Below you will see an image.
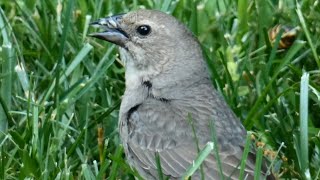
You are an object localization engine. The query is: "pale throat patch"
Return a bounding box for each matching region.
[125,62,158,90]
[119,47,161,90]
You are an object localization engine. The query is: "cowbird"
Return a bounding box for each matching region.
[90,9,273,180]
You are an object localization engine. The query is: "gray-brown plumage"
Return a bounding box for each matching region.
[90,9,273,180]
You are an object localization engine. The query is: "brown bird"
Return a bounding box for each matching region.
[90,9,273,180]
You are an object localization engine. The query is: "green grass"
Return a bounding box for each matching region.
[0,0,320,179]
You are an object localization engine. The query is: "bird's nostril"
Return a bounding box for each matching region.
[108,19,118,28]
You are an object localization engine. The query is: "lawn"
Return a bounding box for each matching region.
[0,0,319,179]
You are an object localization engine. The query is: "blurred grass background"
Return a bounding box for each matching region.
[0,0,319,179]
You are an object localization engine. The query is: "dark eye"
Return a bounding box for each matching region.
[136,25,151,36]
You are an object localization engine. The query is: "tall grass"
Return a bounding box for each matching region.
[0,0,319,179]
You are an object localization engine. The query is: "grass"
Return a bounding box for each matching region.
[0,0,320,179]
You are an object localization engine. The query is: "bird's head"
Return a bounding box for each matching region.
[90,10,207,90]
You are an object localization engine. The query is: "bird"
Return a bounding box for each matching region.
[90,9,274,180]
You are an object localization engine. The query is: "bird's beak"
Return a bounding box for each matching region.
[89,14,129,47]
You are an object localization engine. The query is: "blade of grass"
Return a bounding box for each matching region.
[82,163,95,180]
[0,7,14,133]
[0,96,14,128]
[32,105,39,155]
[96,159,111,179]
[43,134,52,180]
[296,1,320,68]
[155,152,164,180]
[237,0,248,33]
[83,15,92,42]
[239,132,252,180]
[219,51,236,104]
[182,142,214,179]
[203,47,224,93]
[63,148,71,179]
[109,145,123,180]
[209,120,224,180]
[57,0,74,62]
[187,113,205,179]
[188,0,198,36]
[0,148,4,179]
[254,147,263,180]
[299,72,311,179]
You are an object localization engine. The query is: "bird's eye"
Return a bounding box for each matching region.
[136,25,151,36]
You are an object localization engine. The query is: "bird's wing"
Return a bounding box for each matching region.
[122,97,257,180]
[128,140,257,180]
